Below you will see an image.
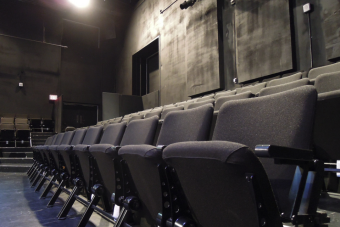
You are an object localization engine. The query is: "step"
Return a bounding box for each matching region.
[0,163,31,172]
[0,147,32,153]
[2,152,33,158]
[0,158,33,164]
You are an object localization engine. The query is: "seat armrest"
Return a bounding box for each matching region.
[255,145,314,161]
[156,145,167,151]
[111,146,121,152]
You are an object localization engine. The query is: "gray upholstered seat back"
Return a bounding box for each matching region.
[214,91,252,111]
[70,128,87,145]
[214,85,317,150]
[157,104,214,146]
[100,122,126,145]
[54,133,65,145]
[314,71,340,94]
[259,78,310,97]
[81,126,103,145]
[236,82,267,94]
[267,72,302,87]
[214,90,236,99]
[308,62,340,79]
[187,99,215,109]
[120,116,159,146]
[160,106,184,120]
[60,131,75,145]
[145,109,162,118]
[213,85,317,218]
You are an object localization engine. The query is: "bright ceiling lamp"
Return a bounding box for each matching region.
[69,0,90,8]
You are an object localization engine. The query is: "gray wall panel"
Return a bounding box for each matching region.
[115,0,221,104]
[102,93,120,120]
[142,90,159,109]
[235,0,293,83]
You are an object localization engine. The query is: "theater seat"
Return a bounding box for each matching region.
[163,86,326,227]
[313,72,340,161]
[214,90,236,99]
[187,98,215,109]
[258,78,310,97]
[267,72,303,87]
[214,91,252,113]
[118,104,213,226]
[160,105,184,120]
[236,82,267,95]
[89,117,158,212]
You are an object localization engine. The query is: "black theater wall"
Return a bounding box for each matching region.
[0,1,130,119]
[115,0,340,104]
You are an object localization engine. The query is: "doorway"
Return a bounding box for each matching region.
[62,103,98,130]
[132,38,159,96]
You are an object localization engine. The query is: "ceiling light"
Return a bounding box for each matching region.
[69,0,90,8]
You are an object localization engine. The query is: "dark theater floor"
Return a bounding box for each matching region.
[0,172,340,227]
[0,172,113,227]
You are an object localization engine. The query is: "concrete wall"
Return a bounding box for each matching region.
[115,0,221,104]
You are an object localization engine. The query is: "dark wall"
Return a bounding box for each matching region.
[0,1,123,119]
[223,0,340,90]
[115,0,221,104]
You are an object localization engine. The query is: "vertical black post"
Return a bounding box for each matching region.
[27,161,36,175]
[76,195,101,227]
[35,172,47,192]
[40,175,56,199]
[47,179,65,206]
[57,186,82,219]
[31,170,43,187]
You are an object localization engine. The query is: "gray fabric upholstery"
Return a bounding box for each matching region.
[314,71,340,94]
[259,78,310,97]
[267,72,302,87]
[90,116,159,209]
[145,109,162,119]
[214,90,236,99]
[60,131,75,145]
[118,103,214,225]
[187,99,215,109]
[70,128,87,145]
[129,114,144,122]
[214,92,252,112]
[53,133,65,145]
[308,62,340,79]
[99,122,126,145]
[163,141,282,227]
[318,90,340,100]
[74,144,92,188]
[236,82,267,94]
[213,85,317,218]
[82,126,103,145]
[158,104,214,145]
[160,106,184,120]
[120,116,159,146]
[198,94,214,102]
[176,100,196,110]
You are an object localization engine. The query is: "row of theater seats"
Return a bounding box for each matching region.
[27,84,332,227]
[0,117,31,146]
[96,63,340,162]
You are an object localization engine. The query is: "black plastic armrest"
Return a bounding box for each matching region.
[255,145,314,161]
